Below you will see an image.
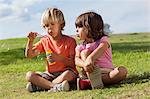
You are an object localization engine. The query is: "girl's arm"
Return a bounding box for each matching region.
[75,49,85,68]
[85,42,109,62]
[82,42,108,73]
[75,48,94,73]
[25,32,40,58]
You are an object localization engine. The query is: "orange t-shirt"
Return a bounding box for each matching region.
[34,35,78,74]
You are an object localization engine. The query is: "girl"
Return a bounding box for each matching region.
[25,8,78,92]
[75,12,127,90]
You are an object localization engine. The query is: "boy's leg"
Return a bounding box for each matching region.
[52,70,77,84]
[46,69,77,92]
[26,71,55,90]
[102,66,128,85]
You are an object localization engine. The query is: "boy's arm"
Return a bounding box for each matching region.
[25,32,40,58]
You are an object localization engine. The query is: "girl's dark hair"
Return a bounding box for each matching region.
[75,12,106,41]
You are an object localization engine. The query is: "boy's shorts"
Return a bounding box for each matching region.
[37,68,78,81]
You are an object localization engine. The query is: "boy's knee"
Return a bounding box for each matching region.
[64,70,75,80]
[26,71,36,82]
[65,70,73,77]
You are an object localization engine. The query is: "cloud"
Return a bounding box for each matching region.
[0,0,149,40]
[0,3,12,18]
[0,0,43,21]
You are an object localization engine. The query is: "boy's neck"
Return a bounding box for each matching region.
[49,33,63,41]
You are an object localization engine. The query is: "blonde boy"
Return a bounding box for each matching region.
[25,8,78,92]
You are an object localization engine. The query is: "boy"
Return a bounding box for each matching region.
[25,8,78,92]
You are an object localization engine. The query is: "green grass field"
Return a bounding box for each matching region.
[0,33,150,99]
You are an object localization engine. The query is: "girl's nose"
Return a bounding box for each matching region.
[76,31,79,37]
[76,29,78,33]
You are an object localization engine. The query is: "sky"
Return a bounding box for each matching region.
[0,0,149,40]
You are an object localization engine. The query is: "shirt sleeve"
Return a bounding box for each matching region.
[87,36,109,51]
[75,44,85,52]
[68,40,76,58]
[69,38,76,58]
[100,36,109,43]
[34,39,45,53]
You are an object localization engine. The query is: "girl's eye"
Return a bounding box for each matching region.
[77,24,83,28]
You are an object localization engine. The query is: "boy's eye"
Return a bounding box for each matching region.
[43,24,49,28]
[50,23,54,25]
[45,24,49,27]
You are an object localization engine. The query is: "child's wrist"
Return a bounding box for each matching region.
[28,38,34,42]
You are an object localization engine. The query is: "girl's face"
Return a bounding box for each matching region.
[76,26,88,40]
[43,21,61,38]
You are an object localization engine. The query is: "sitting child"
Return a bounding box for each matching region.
[74,11,128,90]
[25,8,78,92]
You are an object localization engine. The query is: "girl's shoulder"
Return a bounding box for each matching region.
[100,36,109,40]
[98,36,109,43]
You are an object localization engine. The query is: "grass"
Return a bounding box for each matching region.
[0,33,150,99]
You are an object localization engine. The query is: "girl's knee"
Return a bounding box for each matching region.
[26,71,36,82]
[118,66,128,78]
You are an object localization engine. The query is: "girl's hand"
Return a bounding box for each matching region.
[27,32,37,41]
[83,58,94,73]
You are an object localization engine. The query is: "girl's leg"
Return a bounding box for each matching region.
[80,49,91,61]
[52,70,77,84]
[26,71,54,89]
[102,66,128,85]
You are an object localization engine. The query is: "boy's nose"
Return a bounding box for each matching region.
[48,27,51,30]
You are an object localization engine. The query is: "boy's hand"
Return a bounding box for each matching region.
[27,32,37,41]
[47,53,61,62]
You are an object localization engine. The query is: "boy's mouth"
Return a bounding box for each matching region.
[48,31,53,35]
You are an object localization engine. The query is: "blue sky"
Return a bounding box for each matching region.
[0,0,149,40]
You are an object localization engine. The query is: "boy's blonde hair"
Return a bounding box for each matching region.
[41,8,65,30]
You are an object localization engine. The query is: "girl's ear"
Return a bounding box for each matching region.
[84,28,92,38]
[83,28,88,33]
[83,28,89,37]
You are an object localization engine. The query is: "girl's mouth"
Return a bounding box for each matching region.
[76,34,79,37]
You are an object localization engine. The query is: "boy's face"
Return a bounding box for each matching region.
[43,21,61,37]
